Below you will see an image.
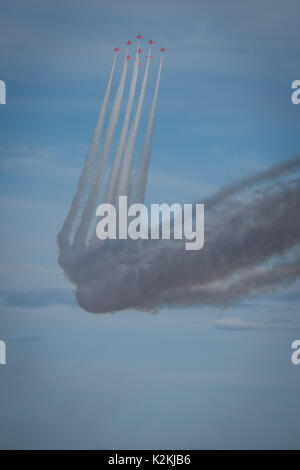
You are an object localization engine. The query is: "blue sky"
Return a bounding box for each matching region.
[0,0,300,449]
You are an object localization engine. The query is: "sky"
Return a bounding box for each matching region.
[0,0,299,449]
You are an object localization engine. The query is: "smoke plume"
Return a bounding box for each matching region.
[135,55,163,204]
[58,44,300,315]
[73,52,129,247]
[117,47,152,200]
[57,55,116,247]
[104,44,141,205]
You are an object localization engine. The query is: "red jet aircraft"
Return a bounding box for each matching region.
[127,56,131,60]
[125,41,132,45]
[113,47,120,52]
[137,34,143,39]
[148,40,155,44]
[160,48,167,52]
[138,48,143,53]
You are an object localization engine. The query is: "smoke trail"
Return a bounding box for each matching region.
[57,156,300,313]
[169,155,300,236]
[135,55,163,204]
[103,44,141,205]
[77,178,300,313]
[57,55,116,248]
[203,155,300,210]
[143,180,300,311]
[117,47,152,200]
[73,51,129,248]
[175,260,300,308]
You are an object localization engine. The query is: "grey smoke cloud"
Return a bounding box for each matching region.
[59,155,300,313]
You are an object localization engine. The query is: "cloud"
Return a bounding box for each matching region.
[0,288,75,308]
[149,168,216,200]
[214,317,300,331]
[0,145,85,181]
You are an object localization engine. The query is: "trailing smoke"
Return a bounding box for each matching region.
[117,47,152,200]
[59,158,300,313]
[73,50,129,248]
[103,44,141,206]
[57,55,116,247]
[57,42,300,314]
[134,55,163,205]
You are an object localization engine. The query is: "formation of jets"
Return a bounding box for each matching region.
[113,35,166,62]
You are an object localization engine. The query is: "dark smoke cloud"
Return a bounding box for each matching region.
[58,157,300,313]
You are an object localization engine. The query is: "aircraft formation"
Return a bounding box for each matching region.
[113,35,167,66]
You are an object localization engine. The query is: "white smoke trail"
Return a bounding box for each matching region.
[57,55,117,247]
[117,47,152,200]
[103,43,141,205]
[73,51,129,248]
[135,55,163,204]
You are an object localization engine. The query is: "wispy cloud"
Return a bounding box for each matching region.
[214,317,300,331]
[0,287,75,308]
[148,168,216,199]
[0,145,85,180]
